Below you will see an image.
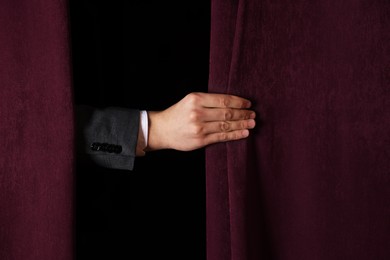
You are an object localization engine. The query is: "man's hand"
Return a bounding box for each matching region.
[145,92,256,152]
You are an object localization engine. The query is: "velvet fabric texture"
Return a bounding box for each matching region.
[206,0,390,259]
[0,0,74,259]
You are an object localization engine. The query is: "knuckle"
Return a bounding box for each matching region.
[219,133,228,141]
[192,125,204,136]
[224,109,233,120]
[220,122,230,132]
[186,92,201,105]
[188,110,201,122]
[240,121,246,129]
[219,97,230,107]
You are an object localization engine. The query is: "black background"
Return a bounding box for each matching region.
[69,1,210,259]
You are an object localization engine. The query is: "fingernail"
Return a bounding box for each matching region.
[248,119,256,128]
[242,129,249,137]
[250,112,256,119]
[242,100,251,108]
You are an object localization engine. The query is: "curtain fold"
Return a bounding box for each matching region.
[0,0,74,259]
[207,0,390,259]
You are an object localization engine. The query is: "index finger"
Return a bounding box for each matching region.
[198,93,252,109]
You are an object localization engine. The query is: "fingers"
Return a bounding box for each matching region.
[178,92,256,149]
[201,119,256,135]
[188,92,252,109]
[200,108,256,122]
[203,129,250,146]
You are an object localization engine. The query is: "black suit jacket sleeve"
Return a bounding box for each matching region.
[75,105,140,171]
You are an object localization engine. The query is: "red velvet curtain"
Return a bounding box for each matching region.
[0,0,74,259]
[206,0,390,259]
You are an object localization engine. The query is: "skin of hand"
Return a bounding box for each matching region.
[145,92,256,152]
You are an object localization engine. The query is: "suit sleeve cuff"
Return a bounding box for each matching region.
[75,105,140,171]
[136,110,149,156]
